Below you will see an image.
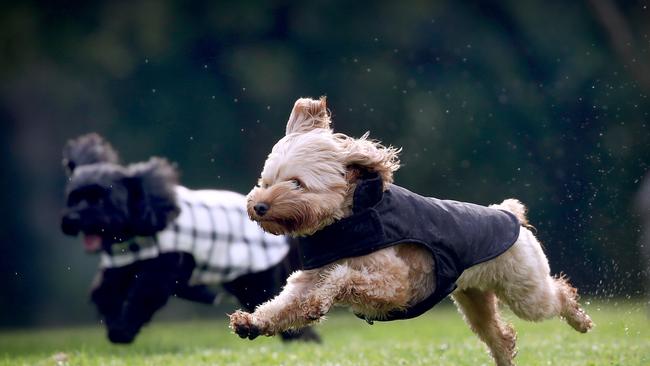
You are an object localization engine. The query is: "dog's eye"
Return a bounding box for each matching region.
[257,180,269,189]
[86,189,104,204]
[290,179,303,189]
[87,194,102,204]
[68,185,107,206]
[67,191,82,206]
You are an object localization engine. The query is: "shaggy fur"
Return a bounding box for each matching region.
[229,98,593,366]
[61,133,320,344]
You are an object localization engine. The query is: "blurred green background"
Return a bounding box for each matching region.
[1,0,648,328]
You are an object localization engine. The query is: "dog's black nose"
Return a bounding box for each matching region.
[61,213,81,236]
[254,203,269,216]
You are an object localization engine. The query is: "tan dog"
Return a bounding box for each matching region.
[230,97,593,366]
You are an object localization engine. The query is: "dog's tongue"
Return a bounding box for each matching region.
[83,235,102,252]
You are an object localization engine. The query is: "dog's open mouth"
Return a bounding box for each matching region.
[82,234,103,253]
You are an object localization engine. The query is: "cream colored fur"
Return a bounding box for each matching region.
[230,97,593,366]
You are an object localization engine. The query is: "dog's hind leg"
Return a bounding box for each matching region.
[554,275,593,333]
[452,288,517,366]
[499,274,593,333]
[493,229,593,333]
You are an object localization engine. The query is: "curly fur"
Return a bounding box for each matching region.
[231,97,593,366]
[335,132,401,185]
[286,97,332,135]
[249,97,402,235]
[125,158,180,236]
[63,133,119,174]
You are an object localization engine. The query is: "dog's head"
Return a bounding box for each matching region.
[247,97,401,236]
[61,134,180,252]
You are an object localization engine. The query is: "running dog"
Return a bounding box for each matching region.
[229,97,592,366]
[61,133,319,344]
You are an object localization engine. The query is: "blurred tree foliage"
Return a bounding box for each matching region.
[1,0,648,327]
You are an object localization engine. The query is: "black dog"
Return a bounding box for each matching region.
[60,133,319,344]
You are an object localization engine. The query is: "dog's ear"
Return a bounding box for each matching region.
[285,97,331,135]
[338,133,401,185]
[125,157,180,236]
[63,133,119,176]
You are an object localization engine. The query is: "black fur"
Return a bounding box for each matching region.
[61,154,179,246]
[63,133,119,175]
[61,133,320,344]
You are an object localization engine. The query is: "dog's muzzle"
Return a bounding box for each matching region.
[61,213,81,236]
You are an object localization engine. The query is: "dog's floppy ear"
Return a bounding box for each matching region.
[125,157,180,236]
[62,133,119,176]
[285,97,331,135]
[338,133,401,185]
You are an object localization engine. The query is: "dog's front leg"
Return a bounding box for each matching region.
[231,262,383,339]
[230,267,345,339]
[108,253,194,343]
[90,267,135,334]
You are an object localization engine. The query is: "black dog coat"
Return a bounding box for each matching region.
[298,173,521,321]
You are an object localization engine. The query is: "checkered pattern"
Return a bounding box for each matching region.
[100,186,289,285]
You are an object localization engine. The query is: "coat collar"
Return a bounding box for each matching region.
[351,172,384,213]
[298,172,388,269]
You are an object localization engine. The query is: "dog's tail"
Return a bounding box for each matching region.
[492,198,531,228]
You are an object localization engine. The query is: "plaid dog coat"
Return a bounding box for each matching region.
[100,186,289,285]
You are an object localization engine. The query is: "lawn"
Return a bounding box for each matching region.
[1,301,648,366]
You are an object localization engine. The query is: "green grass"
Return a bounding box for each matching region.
[1,301,648,366]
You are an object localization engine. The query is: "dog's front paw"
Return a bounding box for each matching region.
[302,298,329,321]
[229,310,266,340]
[304,307,324,321]
[107,326,138,344]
